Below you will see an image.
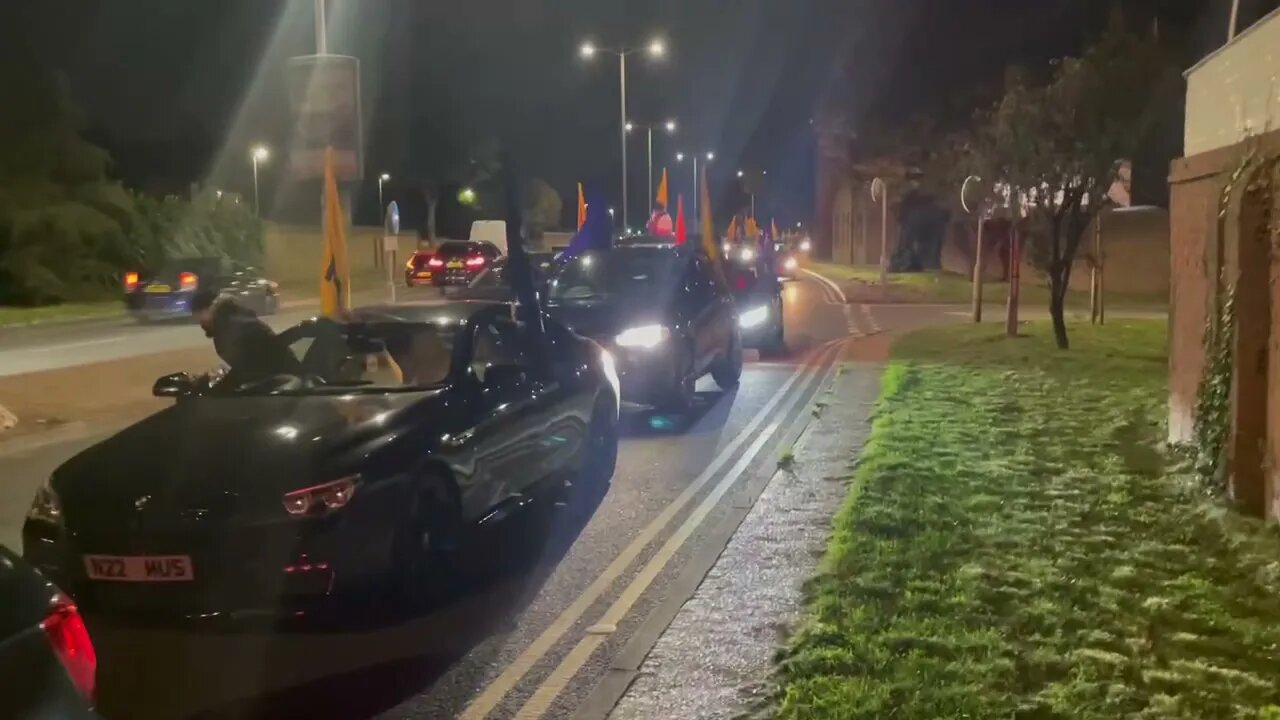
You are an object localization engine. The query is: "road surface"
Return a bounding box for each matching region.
[0,274,928,719]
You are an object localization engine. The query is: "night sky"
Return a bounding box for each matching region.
[3,0,1253,229]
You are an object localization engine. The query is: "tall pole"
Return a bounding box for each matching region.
[971,211,984,322]
[1006,219,1021,336]
[619,53,628,230]
[252,155,261,217]
[750,193,756,218]
[692,156,699,219]
[378,176,385,211]
[1228,0,1241,41]
[314,0,327,54]
[647,127,654,217]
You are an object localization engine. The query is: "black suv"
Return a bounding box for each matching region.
[431,240,503,288]
[546,243,742,411]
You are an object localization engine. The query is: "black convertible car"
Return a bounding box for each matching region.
[545,242,742,412]
[23,301,619,618]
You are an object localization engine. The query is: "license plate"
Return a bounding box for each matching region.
[446,260,464,269]
[416,271,432,278]
[145,284,171,293]
[83,554,194,582]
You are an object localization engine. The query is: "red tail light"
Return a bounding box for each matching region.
[42,595,96,703]
[178,272,198,290]
[735,276,748,291]
[123,271,139,292]
[465,255,486,268]
[427,257,445,268]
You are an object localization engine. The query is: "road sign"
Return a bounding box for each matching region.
[286,54,363,181]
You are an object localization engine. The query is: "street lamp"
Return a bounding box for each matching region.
[458,187,477,206]
[628,118,677,216]
[250,145,270,217]
[578,35,668,229]
[676,148,714,219]
[378,173,391,213]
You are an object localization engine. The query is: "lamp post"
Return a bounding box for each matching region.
[250,145,270,217]
[870,177,888,286]
[961,174,986,323]
[579,37,667,229]
[675,149,716,217]
[628,119,676,216]
[378,173,390,213]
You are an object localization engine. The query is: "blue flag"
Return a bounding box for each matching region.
[563,184,613,258]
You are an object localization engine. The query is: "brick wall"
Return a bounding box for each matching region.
[1167,160,1217,444]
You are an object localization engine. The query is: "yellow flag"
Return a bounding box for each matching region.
[656,169,669,209]
[771,218,779,241]
[320,147,350,318]
[577,182,587,230]
[725,216,737,244]
[745,216,760,240]
[699,164,728,290]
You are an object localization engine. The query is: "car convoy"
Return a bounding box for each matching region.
[40,225,805,629]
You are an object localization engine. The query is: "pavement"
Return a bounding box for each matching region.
[0,272,956,719]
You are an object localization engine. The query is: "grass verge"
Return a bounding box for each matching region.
[806,261,1165,309]
[0,300,123,327]
[770,320,1280,719]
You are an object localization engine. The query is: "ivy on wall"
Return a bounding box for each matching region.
[1193,284,1234,493]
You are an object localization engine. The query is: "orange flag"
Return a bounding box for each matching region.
[745,216,760,241]
[699,165,728,290]
[725,216,737,245]
[656,169,669,209]
[771,218,779,241]
[320,147,350,318]
[675,194,687,245]
[577,182,587,230]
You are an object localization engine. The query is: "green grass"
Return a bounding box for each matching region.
[771,320,1280,720]
[0,300,123,327]
[807,261,1164,308]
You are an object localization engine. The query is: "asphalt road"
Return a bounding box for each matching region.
[0,274,874,720]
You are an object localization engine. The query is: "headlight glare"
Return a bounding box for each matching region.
[615,324,670,349]
[784,256,798,270]
[739,305,770,329]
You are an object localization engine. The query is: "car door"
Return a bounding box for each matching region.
[683,256,722,373]
[467,312,559,501]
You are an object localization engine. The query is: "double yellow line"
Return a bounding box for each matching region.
[460,338,846,719]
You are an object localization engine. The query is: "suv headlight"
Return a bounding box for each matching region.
[28,482,64,525]
[739,306,770,329]
[615,325,669,349]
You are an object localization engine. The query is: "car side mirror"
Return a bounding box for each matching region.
[153,372,196,399]
[482,364,527,391]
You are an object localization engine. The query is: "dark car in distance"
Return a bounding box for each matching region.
[23,301,619,619]
[725,263,785,352]
[447,253,556,301]
[430,241,503,288]
[124,257,279,322]
[0,545,97,719]
[404,250,436,287]
[545,243,742,412]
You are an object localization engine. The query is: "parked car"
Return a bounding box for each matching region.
[431,241,504,288]
[404,250,436,287]
[545,243,742,412]
[23,302,619,619]
[0,545,97,718]
[124,257,278,322]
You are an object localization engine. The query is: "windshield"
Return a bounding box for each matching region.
[548,250,681,302]
[224,320,458,396]
[437,241,483,257]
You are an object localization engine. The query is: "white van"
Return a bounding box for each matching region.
[469,220,507,256]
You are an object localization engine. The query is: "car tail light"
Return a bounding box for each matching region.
[179,272,198,290]
[42,595,96,703]
[282,475,359,516]
[123,271,139,292]
[736,276,748,291]
[427,257,445,268]
[465,255,486,268]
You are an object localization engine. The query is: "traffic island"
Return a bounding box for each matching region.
[767,320,1280,719]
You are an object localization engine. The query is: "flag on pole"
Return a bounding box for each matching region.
[577,182,587,230]
[565,184,613,257]
[771,218,779,242]
[656,169,669,209]
[725,216,737,246]
[320,147,350,318]
[745,216,760,241]
[699,164,729,290]
[674,194,687,245]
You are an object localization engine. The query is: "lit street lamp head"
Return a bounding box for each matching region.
[737,169,744,178]
[706,152,715,161]
[625,121,635,132]
[380,173,391,181]
[647,38,666,58]
[251,145,269,162]
[579,41,597,59]
[664,120,677,133]
[676,152,685,162]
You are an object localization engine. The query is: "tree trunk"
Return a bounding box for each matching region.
[1048,269,1070,349]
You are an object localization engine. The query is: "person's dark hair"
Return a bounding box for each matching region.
[191,289,220,314]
